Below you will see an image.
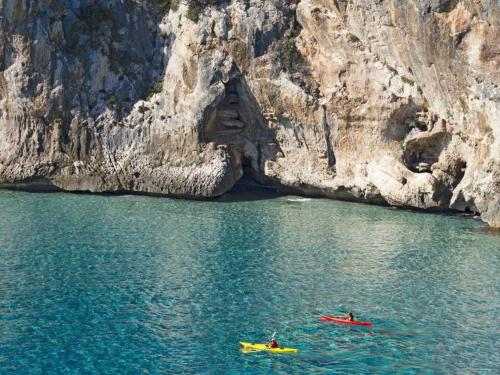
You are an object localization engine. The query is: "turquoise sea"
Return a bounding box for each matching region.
[0,189,498,373]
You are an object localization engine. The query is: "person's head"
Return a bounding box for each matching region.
[348,312,354,320]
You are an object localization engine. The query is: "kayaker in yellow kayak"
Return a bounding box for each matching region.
[240,331,299,353]
[268,338,278,348]
[267,332,278,348]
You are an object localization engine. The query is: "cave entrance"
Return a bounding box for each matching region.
[204,78,281,196]
[222,153,284,200]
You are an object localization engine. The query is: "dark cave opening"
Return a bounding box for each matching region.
[220,155,283,201]
[203,77,282,197]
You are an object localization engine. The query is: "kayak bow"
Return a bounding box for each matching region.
[240,342,299,353]
[320,314,372,326]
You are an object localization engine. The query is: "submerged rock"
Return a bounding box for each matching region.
[0,0,498,227]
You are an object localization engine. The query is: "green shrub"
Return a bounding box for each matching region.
[275,36,305,74]
[157,0,179,12]
[107,95,117,106]
[146,82,163,100]
[186,1,225,22]
[401,76,415,86]
[187,3,202,22]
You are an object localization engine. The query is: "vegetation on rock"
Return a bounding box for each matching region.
[187,0,225,22]
[146,82,164,100]
[275,36,305,74]
[156,0,179,12]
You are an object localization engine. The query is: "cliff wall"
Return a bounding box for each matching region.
[0,0,498,226]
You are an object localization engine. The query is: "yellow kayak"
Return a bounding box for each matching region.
[240,342,299,353]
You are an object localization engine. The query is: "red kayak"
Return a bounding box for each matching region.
[320,314,372,326]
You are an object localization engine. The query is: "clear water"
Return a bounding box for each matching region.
[0,190,498,374]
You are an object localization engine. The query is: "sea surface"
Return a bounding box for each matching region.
[0,190,498,374]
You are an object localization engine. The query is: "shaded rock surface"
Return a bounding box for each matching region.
[0,0,498,227]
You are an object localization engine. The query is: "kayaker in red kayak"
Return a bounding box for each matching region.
[334,312,354,321]
[320,313,372,326]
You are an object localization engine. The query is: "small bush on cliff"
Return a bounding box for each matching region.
[275,36,305,74]
[157,0,179,12]
[401,76,415,86]
[187,3,202,22]
[146,82,163,100]
[186,1,225,22]
[107,95,117,107]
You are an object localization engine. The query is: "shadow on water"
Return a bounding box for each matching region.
[0,181,488,231]
[213,168,293,203]
[468,227,500,236]
[214,183,284,203]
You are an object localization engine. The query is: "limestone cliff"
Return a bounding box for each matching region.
[0,0,498,227]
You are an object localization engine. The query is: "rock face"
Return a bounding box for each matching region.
[0,0,498,227]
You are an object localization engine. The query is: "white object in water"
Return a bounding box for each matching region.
[287,197,311,202]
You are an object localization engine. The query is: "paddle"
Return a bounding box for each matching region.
[268,331,279,347]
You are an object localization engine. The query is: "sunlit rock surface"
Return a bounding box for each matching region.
[0,0,498,226]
